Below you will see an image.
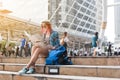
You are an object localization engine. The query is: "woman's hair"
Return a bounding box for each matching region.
[95,32,98,38]
[41,21,52,34]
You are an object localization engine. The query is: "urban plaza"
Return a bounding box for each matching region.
[0,0,119,80]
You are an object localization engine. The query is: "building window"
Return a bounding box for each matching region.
[80,21,86,27]
[86,10,91,15]
[62,22,69,28]
[89,5,94,10]
[86,0,91,3]
[77,13,83,18]
[85,23,90,28]
[82,29,87,33]
[76,0,83,4]
[88,18,93,22]
[77,27,82,32]
[73,2,80,10]
[94,8,97,12]
[91,0,96,5]
[69,8,77,16]
[87,30,94,35]
[67,0,74,6]
[74,18,80,25]
[80,7,86,13]
[90,25,96,30]
[83,2,89,8]
[91,13,96,17]
[66,15,74,22]
[83,16,89,21]
[70,24,77,30]
[93,20,96,24]
[65,6,69,12]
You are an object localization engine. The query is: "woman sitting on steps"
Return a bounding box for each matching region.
[18,21,60,74]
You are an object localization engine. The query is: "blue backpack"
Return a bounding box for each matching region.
[45,46,72,65]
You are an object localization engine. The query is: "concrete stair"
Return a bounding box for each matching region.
[0,57,120,65]
[0,57,120,80]
[0,63,120,78]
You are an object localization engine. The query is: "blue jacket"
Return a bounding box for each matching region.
[49,31,60,47]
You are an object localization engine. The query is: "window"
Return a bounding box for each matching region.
[80,21,85,26]
[66,15,74,22]
[83,2,89,8]
[74,18,80,24]
[69,8,77,16]
[93,20,96,24]
[80,7,86,13]
[70,24,77,30]
[86,10,91,15]
[85,23,90,28]
[67,0,74,6]
[89,5,94,10]
[76,0,83,4]
[87,30,94,35]
[62,22,69,28]
[90,25,96,30]
[86,0,91,2]
[73,2,80,10]
[65,6,69,12]
[83,16,89,21]
[77,13,83,18]
[94,8,97,12]
[77,27,82,32]
[82,29,87,33]
[91,0,96,5]
[91,13,96,17]
[88,18,93,22]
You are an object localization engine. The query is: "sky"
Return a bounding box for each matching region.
[2,0,48,23]
[0,0,116,43]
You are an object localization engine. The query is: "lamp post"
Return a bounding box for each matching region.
[99,0,107,48]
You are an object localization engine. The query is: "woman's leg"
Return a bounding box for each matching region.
[26,47,42,68]
[31,46,37,56]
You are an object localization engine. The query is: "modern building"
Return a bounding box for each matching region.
[0,0,104,50]
[48,0,103,49]
[48,0,103,37]
[114,0,120,44]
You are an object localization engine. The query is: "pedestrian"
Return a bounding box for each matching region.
[19,35,26,57]
[91,32,99,56]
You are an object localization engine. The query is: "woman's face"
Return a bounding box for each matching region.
[41,23,48,33]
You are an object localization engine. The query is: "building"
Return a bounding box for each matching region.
[0,0,104,50]
[48,0,103,49]
[114,0,120,44]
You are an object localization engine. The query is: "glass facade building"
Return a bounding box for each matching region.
[114,0,120,44]
[48,0,103,39]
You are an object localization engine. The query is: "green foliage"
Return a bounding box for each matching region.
[0,40,16,51]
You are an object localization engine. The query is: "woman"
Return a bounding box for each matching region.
[91,32,99,56]
[19,21,60,74]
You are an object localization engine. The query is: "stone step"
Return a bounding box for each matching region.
[0,57,120,65]
[0,71,120,80]
[0,63,120,78]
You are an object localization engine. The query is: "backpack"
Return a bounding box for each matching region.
[45,46,72,65]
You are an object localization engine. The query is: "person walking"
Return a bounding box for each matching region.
[19,35,26,57]
[91,32,99,56]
